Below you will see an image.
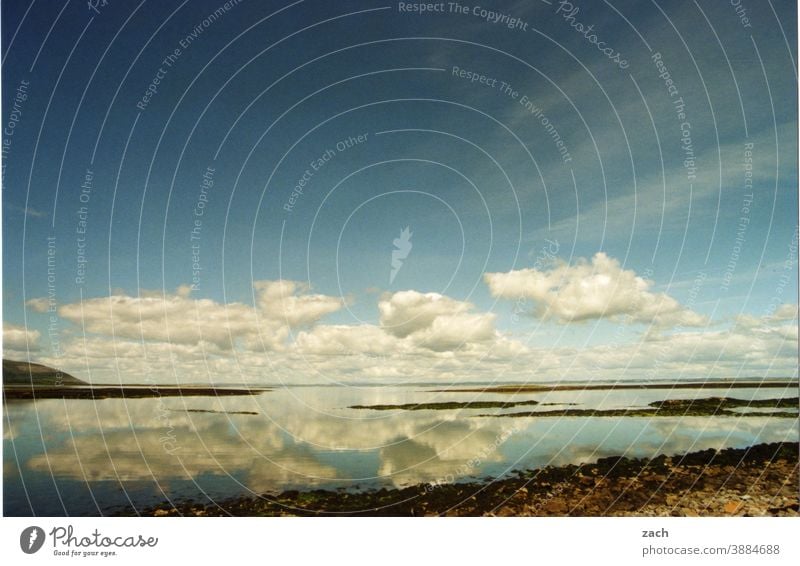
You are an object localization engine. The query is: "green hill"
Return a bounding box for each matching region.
[3,359,87,387]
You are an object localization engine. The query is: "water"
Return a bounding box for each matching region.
[4,384,797,516]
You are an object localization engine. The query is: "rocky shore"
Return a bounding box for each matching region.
[145,441,798,517]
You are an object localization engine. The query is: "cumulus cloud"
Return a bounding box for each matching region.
[18,280,795,385]
[293,324,403,356]
[734,304,798,333]
[770,303,798,321]
[526,307,798,381]
[484,252,706,327]
[27,280,344,352]
[379,291,472,337]
[25,309,798,384]
[22,284,531,383]
[254,280,345,328]
[3,323,41,352]
[378,290,497,350]
[25,298,51,313]
[293,290,514,358]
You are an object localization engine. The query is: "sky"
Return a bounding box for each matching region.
[2,0,797,384]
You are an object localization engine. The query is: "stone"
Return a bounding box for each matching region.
[724,501,742,514]
[544,499,568,514]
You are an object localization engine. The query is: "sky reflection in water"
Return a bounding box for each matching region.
[4,385,797,516]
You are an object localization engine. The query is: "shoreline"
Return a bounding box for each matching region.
[432,380,799,394]
[142,441,799,517]
[5,378,795,401]
[3,385,270,400]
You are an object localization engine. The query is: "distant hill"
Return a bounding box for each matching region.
[2,360,267,400]
[3,359,87,387]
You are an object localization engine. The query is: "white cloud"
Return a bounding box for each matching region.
[22,286,526,384]
[254,280,345,328]
[734,304,798,334]
[410,312,497,352]
[3,323,41,352]
[18,282,795,385]
[294,290,515,358]
[540,310,798,380]
[293,324,402,356]
[771,303,798,321]
[485,252,707,327]
[38,280,344,352]
[25,298,50,313]
[378,290,498,350]
[378,291,472,337]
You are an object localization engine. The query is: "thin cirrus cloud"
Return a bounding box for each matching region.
[484,252,707,327]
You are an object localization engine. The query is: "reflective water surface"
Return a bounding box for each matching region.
[4,385,797,515]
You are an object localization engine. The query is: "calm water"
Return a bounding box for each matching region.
[4,384,798,516]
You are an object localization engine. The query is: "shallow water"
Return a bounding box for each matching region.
[3,384,797,516]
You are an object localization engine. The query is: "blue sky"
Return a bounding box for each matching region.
[2,0,797,383]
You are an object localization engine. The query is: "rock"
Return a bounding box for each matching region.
[723,501,742,514]
[543,499,568,514]
[131,442,798,518]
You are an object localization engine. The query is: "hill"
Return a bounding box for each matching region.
[3,359,87,387]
